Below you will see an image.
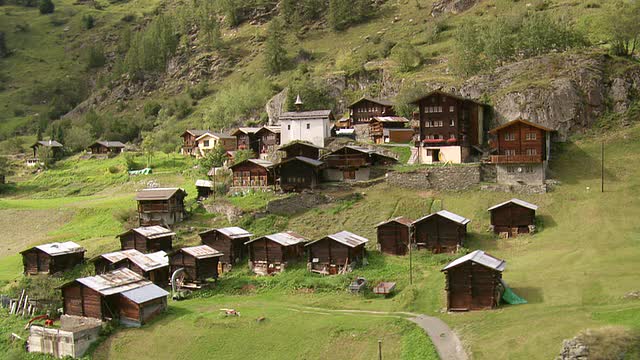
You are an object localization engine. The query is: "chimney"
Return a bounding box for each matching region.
[294,94,303,112]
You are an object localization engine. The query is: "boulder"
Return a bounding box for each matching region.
[431,0,482,16]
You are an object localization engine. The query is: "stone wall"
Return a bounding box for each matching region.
[480,163,497,182]
[385,165,481,191]
[496,163,545,186]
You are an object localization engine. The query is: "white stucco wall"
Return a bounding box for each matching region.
[280,119,329,147]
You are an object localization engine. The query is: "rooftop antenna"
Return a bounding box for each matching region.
[295,94,303,112]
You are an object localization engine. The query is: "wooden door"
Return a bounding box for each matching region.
[343,170,356,180]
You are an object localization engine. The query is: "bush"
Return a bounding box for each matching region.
[82,14,95,29]
[38,0,54,14]
[86,45,106,69]
[187,81,209,100]
[166,97,192,119]
[204,77,274,130]
[392,42,422,72]
[143,101,162,118]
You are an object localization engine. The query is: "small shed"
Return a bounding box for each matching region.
[245,232,307,275]
[60,268,169,326]
[488,199,538,236]
[199,227,253,270]
[276,156,324,192]
[255,126,281,155]
[306,231,369,275]
[376,217,412,255]
[88,141,125,155]
[412,210,470,254]
[279,141,323,160]
[21,242,85,275]
[195,179,214,199]
[93,250,169,286]
[168,245,223,284]
[135,188,187,227]
[229,159,275,188]
[322,146,397,182]
[441,250,506,311]
[118,226,175,253]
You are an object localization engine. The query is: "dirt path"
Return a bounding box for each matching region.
[287,306,468,360]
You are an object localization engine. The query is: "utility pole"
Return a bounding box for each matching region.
[409,226,413,285]
[601,140,604,193]
[378,340,382,360]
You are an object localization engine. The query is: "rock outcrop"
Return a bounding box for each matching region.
[266,88,288,125]
[431,0,482,16]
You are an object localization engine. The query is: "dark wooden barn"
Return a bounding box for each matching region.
[322,146,397,182]
[231,127,261,154]
[118,226,175,253]
[168,245,223,284]
[229,159,275,188]
[305,231,369,275]
[488,199,538,236]
[441,250,506,311]
[180,130,208,156]
[87,141,125,155]
[195,179,214,200]
[245,232,307,275]
[93,249,169,286]
[60,268,169,326]
[255,126,281,155]
[376,217,412,255]
[135,188,187,227]
[279,141,323,160]
[348,96,395,125]
[21,242,85,275]
[412,210,470,254]
[199,227,253,271]
[276,156,324,192]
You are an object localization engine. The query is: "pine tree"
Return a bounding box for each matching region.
[264,17,287,75]
[39,0,55,15]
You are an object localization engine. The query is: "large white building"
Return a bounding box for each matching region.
[279,110,333,148]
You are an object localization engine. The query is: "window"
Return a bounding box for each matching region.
[203,140,210,147]
[438,106,443,113]
[525,132,537,140]
[425,121,431,128]
[450,119,455,127]
[505,149,516,156]
[450,133,456,139]
[306,123,310,130]
[438,120,444,127]
[449,106,455,112]
[287,125,291,130]
[504,133,516,141]
[526,148,537,156]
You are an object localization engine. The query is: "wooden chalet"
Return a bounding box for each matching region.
[276,156,324,192]
[229,159,275,188]
[306,231,369,275]
[369,117,411,144]
[30,140,63,160]
[441,250,506,311]
[348,96,395,125]
[412,90,486,164]
[488,199,538,236]
[168,245,223,284]
[93,250,169,286]
[245,232,307,275]
[199,227,253,270]
[232,127,262,154]
[21,242,85,275]
[88,141,125,155]
[118,226,174,253]
[322,145,397,182]
[412,210,470,254]
[60,268,169,326]
[376,217,412,256]
[180,130,208,156]
[195,179,214,199]
[135,188,187,227]
[255,126,281,155]
[279,141,323,160]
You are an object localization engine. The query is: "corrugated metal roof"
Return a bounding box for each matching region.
[215,227,253,239]
[135,188,185,201]
[245,231,307,246]
[130,226,175,239]
[306,231,369,248]
[376,216,413,227]
[99,250,168,272]
[120,284,169,304]
[371,116,409,123]
[413,210,471,226]
[76,268,150,296]
[33,140,63,148]
[30,242,85,256]
[256,126,281,134]
[180,245,224,259]
[488,198,539,211]
[195,179,214,188]
[442,250,506,272]
[280,110,333,121]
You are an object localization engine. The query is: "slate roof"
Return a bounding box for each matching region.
[135,188,185,201]
[349,96,394,108]
[93,141,126,148]
[277,156,324,167]
[229,158,274,170]
[413,210,471,226]
[306,231,369,248]
[195,179,214,188]
[195,132,235,141]
[442,250,506,272]
[376,216,413,228]
[23,241,85,256]
[120,283,169,304]
[231,127,263,136]
[279,141,324,151]
[488,198,539,211]
[32,140,63,148]
[200,227,253,239]
[183,130,209,137]
[245,231,307,246]
[255,126,281,135]
[280,110,333,121]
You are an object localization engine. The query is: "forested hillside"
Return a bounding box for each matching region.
[1,0,639,157]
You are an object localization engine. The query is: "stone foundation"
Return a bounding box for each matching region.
[385,164,481,191]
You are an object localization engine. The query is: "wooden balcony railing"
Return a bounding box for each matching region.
[490,155,542,164]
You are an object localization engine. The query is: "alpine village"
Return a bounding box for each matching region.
[0,0,639,359]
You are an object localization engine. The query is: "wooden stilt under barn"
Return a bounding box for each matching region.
[245,232,307,275]
[306,231,369,275]
[168,245,223,285]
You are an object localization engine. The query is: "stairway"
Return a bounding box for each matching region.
[408,147,419,165]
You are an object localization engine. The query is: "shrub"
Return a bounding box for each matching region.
[82,14,95,29]
[38,0,54,14]
[188,81,209,100]
[143,101,162,118]
[392,42,422,72]
[86,45,106,69]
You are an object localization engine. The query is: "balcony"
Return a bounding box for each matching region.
[324,155,369,168]
[490,155,542,164]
